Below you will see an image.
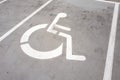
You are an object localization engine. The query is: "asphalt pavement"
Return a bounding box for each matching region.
[0,0,119,80]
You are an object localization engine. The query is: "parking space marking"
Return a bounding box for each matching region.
[97,0,119,80]
[20,12,86,61]
[0,0,7,4]
[103,3,119,80]
[97,0,117,3]
[20,24,63,59]
[0,0,118,79]
[0,0,53,42]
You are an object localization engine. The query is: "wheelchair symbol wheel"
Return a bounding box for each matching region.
[20,24,63,59]
[20,13,86,61]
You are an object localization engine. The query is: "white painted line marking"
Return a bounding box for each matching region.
[21,43,63,59]
[47,12,86,61]
[0,0,7,4]
[20,24,48,43]
[55,24,71,31]
[96,0,120,4]
[47,13,67,34]
[96,1,119,80]
[103,3,119,80]
[0,0,53,42]
[21,12,86,61]
[20,24,63,59]
[59,32,86,61]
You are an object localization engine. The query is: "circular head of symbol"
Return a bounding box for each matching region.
[58,13,67,18]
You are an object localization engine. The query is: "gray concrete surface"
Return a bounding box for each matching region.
[0,0,119,80]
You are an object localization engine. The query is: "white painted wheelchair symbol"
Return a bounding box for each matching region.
[20,13,86,61]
